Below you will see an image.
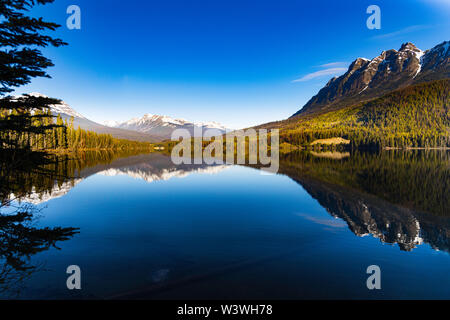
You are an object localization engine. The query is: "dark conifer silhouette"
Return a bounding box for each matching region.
[0,1,79,296]
[0,1,67,151]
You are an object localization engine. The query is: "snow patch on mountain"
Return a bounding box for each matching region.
[413,50,425,78]
[107,113,230,139]
[16,92,86,119]
[113,114,228,131]
[103,120,120,127]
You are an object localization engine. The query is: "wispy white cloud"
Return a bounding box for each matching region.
[421,0,450,9]
[371,25,431,40]
[292,67,347,82]
[318,61,347,68]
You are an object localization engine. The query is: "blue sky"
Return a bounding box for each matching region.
[18,0,450,129]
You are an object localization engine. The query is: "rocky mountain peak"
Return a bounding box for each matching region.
[348,57,370,72]
[399,42,419,52]
[109,113,230,139]
[292,40,449,117]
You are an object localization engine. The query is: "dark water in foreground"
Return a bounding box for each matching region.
[0,150,449,299]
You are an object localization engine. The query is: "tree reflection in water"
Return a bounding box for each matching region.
[275,150,450,252]
[0,150,113,296]
[0,149,151,296]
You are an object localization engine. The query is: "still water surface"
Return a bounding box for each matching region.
[1,151,449,299]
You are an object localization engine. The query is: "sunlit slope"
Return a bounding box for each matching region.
[257,79,449,149]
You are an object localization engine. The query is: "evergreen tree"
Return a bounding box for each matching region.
[0,0,66,151]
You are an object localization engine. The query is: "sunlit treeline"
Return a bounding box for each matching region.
[0,108,152,151]
[280,79,450,149]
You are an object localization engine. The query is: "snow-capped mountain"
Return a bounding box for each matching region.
[18,92,86,119]
[17,93,230,141]
[292,40,450,117]
[18,93,162,142]
[105,114,230,139]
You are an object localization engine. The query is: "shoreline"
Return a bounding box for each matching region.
[45,148,154,155]
[384,147,450,150]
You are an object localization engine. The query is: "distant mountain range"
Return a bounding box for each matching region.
[104,114,229,139]
[22,93,229,142]
[292,41,450,117]
[22,40,449,146]
[22,93,162,142]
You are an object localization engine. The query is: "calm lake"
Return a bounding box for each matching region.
[1,150,449,299]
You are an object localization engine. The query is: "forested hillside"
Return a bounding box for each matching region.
[280,79,449,149]
[0,108,152,151]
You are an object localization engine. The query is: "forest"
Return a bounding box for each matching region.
[0,107,152,152]
[279,79,450,150]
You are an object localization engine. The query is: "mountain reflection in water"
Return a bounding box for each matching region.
[277,151,449,252]
[18,150,450,254]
